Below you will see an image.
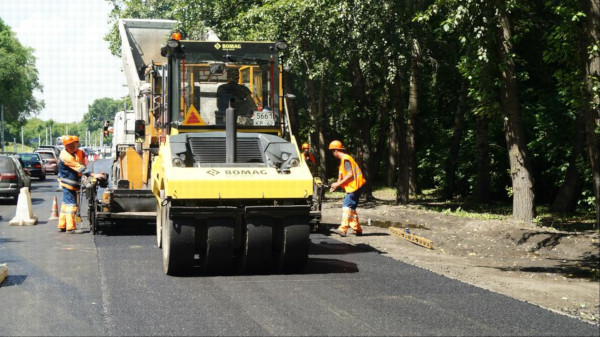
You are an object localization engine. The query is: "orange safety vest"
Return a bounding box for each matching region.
[304,152,316,167]
[75,149,88,166]
[338,153,366,193]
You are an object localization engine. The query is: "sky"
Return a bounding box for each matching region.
[0,0,128,123]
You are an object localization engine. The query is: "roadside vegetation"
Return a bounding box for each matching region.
[1,1,599,228]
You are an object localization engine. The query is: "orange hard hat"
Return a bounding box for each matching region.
[62,136,76,146]
[301,143,310,150]
[328,140,345,150]
[72,135,80,143]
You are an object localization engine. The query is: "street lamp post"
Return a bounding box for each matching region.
[1,104,4,153]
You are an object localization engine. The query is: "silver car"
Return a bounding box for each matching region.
[0,155,32,203]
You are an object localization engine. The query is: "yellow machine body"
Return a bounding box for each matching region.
[152,136,313,200]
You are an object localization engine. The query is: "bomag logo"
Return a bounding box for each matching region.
[225,169,268,176]
[214,43,242,51]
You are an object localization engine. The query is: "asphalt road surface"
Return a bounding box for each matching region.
[0,163,598,336]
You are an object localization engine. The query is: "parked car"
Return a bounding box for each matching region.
[34,149,59,174]
[18,153,46,181]
[0,154,31,203]
[35,145,61,158]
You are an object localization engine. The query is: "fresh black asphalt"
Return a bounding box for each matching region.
[0,163,598,336]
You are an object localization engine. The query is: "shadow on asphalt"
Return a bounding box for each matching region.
[0,198,17,205]
[0,275,27,287]
[304,257,358,273]
[89,220,155,236]
[0,237,24,244]
[30,198,45,205]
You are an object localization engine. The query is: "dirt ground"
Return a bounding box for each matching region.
[319,191,600,326]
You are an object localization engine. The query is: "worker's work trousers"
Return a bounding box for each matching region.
[337,188,362,234]
[338,207,362,234]
[58,188,78,231]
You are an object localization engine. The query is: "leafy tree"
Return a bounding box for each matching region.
[0,18,44,121]
[82,97,129,132]
[101,0,599,225]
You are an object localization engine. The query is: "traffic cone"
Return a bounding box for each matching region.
[49,196,59,220]
[9,187,38,226]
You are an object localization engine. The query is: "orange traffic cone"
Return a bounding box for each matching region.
[49,196,59,220]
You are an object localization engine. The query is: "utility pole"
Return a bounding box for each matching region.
[1,104,4,153]
[21,127,23,152]
[45,127,48,145]
[50,125,53,145]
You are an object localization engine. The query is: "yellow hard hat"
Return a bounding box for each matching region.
[301,143,310,150]
[328,140,345,150]
[62,135,76,146]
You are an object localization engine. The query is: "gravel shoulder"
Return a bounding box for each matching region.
[319,192,600,325]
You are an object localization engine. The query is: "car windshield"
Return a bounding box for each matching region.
[19,154,40,162]
[0,157,13,170]
[162,42,282,132]
[37,152,55,160]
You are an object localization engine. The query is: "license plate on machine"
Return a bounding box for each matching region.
[253,111,275,126]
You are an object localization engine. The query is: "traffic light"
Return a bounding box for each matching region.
[103,121,110,138]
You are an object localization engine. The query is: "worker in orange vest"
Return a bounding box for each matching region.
[301,143,317,174]
[57,136,102,233]
[71,135,88,166]
[328,140,366,236]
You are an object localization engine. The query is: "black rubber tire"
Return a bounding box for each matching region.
[274,217,310,273]
[89,203,97,235]
[162,205,195,275]
[39,175,46,181]
[239,217,273,274]
[202,218,235,274]
[11,194,19,205]
[156,191,164,249]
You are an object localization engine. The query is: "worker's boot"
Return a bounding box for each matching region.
[349,209,362,236]
[65,205,77,232]
[337,207,352,235]
[58,204,67,232]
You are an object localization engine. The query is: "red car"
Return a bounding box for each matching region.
[34,149,59,175]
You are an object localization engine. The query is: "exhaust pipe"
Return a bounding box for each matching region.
[225,105,236,163]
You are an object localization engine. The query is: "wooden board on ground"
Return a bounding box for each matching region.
[389,227,434,249]
[0,264,8,285]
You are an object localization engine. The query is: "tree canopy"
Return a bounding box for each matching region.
[0,18,44,121]
[103,0,600,225]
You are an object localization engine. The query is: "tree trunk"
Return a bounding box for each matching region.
[475,115,491,203]
[387,117,399,187]
[371,105,388,191]
[387,73,403,187]
[497,4,536,222]
[581,0,600,227]
[316,76,326,179]
[551,111,585,212]
[406,37,420,195]
[392,75,409,204]
[305,73,327,182]
[349,57,375,200]
[443,81,467,200]
[284,68,299,139]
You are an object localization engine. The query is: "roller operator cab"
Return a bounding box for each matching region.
[150,37,319,275]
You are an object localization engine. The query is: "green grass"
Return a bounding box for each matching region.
[1,142,35,153]
[365,186,598,232]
